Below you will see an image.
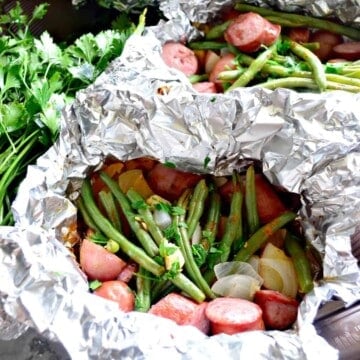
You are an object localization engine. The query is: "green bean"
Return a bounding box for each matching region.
[135,266,152,312]
[80,179,164,276]
[285,233,314,294]
[216,173,243,263]
[188,74,209,84]
[126,188,166,247]
[186,179,209,239]
[176,190,215,299]
[82,178,205,303]
[98,190,122,232]
[150,280,175,303]
[188,41,228,51]
[76,196,99,232]
[203,173,243,284]
[226,42,278,91]
[234,4,360,40]
[256,77,360,92]
[287,39,327,92]
[100,172,159,258]
[234,211,297,262]
[206,20,232,40]
[217,68,245,81]
[200,190,221,251]
[245,165,260,235]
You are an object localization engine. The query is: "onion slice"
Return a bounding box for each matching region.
[211,274,261,300]
[214,261,263,286]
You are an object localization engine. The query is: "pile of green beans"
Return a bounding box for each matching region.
[78,163,314,309]
[187,4,360,93]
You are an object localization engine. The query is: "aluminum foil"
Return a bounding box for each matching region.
[1,0,360,358]
[159,0,360,29]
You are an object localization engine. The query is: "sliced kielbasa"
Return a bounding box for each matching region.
[332,41,360,61]
[205,297,265,335]
[224,12,281,53]
[147,163,202,201]
[162,42,199,76]
[254,290,299,330]
[310,30,343,61]
[149,292,210,334]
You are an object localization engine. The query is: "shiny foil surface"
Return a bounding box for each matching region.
[1,0,360,359]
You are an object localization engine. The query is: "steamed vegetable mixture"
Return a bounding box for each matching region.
[76,157,318,335]
[161,4,360,93]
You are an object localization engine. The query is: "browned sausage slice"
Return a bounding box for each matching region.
[162,42,199,76]
[332,41,360,61]
[205,297,265,335]
[149,293,210,333]
[254,290,299,330]
[310,30,343,61]
[224,12,280,53]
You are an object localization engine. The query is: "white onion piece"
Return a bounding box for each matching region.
[259,258,298,298]
[153,209,172,230]
[191,223,202,245]
[214,261,263,286]
[211,274,261,301]
[248,255,260,273]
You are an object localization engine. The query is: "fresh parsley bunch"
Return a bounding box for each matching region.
[0,2,140,225]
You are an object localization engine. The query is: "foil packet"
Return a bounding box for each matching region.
[1,0,360,358]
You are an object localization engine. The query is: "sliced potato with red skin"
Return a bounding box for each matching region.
[80,239,127,282]
[94,280,135,312]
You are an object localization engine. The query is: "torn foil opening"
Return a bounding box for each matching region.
[1,0,360,359]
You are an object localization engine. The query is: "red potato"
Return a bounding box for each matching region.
[80,239,127,281]
[192,81,218,93]
[204,50,221,74]
[149,293,210,334]
[254,290,299,330]
[147,163,203,201]
[209,53,236,90]
[310,29,343,61]
[162,42,199,76]
[332,41,360,61]
[287,27,310,44]
[94,280,135,312]
[224,12,281,53]
[205,297,265,335]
